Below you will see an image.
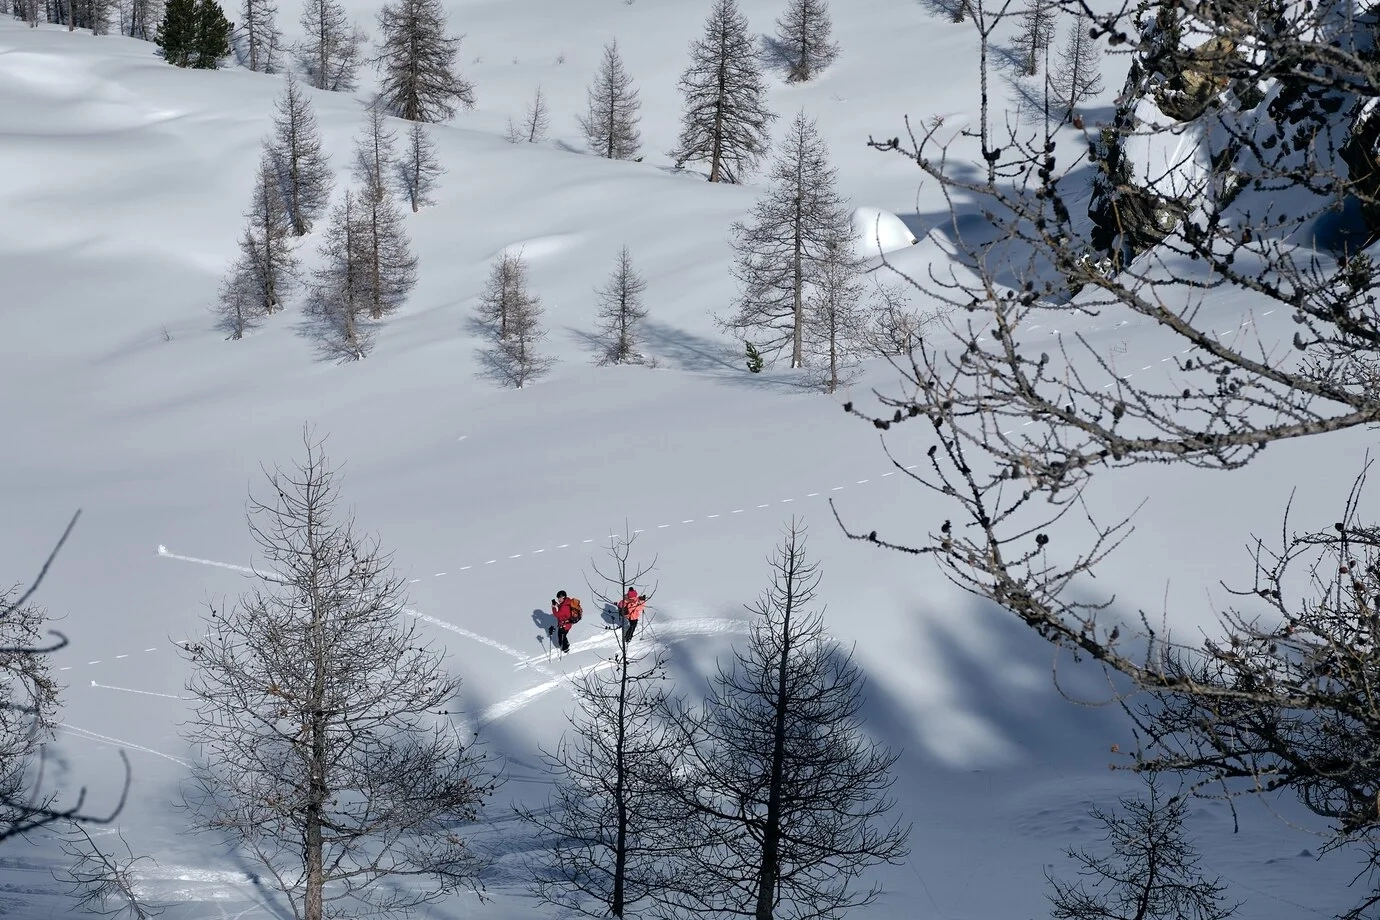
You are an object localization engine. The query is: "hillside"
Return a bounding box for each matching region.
[0,1,1375,918]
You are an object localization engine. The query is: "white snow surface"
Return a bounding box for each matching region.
[0,4,1371,919]
[850,206,917,257]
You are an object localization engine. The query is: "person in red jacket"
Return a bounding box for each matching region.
[549,590,582,653]
[618,588,645,644]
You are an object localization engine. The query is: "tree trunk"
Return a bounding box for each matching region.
[709,24,728,183]
[791,194,805,368]
[611,646,630,916]
[369,201,382,319]
[754,567,795,920]
[305,554,328,920]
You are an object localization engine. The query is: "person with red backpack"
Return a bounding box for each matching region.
[549,590,583,653]
[617,588,645,644]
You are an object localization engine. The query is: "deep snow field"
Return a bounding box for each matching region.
[0,0,1375,917]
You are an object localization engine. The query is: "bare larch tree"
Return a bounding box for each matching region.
[122,0,159,38]
[594,245,649,366]
[1016,0,1055,77]
[239,0,282,72]
[658,521,910,920]
[397,121,444,212]
[218,153,299,338]
[352,103,398,204]
[721,109,851,369]
[56,825,164,919]
[1051,9,1103,117]
[183,435,494,920]
[1,514,128,845]
[671,0,775,183]
[296,0,364,91]
[475,250,532,340]
[843,0,1380,911]
[579,39,642,160]
[373,0,474,122]
[266,74,334,236]
[521,85,550,143]
[773,0,838,83]
[1047,779,1237,920]
[519,532,674,919]
[307,189,370,359]
[357,183,418,320]
[804,238,867,393]
[474,252,552,387]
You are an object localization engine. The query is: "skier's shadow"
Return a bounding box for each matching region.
[531,608,557,635]
[600,603,621,629]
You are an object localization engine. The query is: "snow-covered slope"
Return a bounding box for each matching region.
[0,5,1371,918]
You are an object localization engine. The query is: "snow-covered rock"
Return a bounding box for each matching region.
[850,207,917,258]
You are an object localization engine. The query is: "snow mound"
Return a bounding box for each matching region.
[850,207,917,258]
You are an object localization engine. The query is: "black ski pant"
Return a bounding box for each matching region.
[623,618,639,644]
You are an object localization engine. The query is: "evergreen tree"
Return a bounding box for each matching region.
[156,0,229,68]
[296,0,364,91]
[773,0,838,83]
[594,245,649,366]
[1052,10,1104,115]
[154,0,195,65]
[805,239,867,393]
[720,109,850,368]
[1018,0,1056,77]
[353,103,398,204]
[671,0,775,183]
[578,40,642,160]
[266,73,335,236]
[397,121,443,212]
[192,0,231,68]
[373,0,474,122]
[239,0,283,73]
[658,522,910,920]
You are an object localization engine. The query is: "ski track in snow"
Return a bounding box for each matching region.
[56,722,191,768]
[128,318,1267,739]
